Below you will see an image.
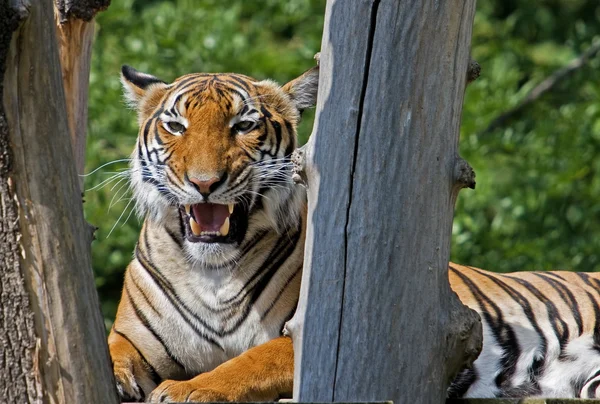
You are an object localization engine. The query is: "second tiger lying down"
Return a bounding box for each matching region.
[108,62,600,401]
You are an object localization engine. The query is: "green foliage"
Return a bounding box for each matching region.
[86,0,600,328]
[454,1,600,272]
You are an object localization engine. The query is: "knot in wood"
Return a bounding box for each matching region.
[453,157,476,189]
[291,145,307,186]
[466,60,481,85]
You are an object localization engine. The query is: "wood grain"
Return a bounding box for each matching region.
[288,1,482,403]
[0,0,116,402]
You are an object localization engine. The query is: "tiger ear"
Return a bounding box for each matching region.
[282,64,319,113]
[120,65,168,110]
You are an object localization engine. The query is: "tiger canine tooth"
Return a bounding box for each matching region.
[228,203,234,214]
[220,217,230,236]
[184,204,191,214]
[189,217,201,236]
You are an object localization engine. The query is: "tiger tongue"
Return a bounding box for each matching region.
[191,203,229,233]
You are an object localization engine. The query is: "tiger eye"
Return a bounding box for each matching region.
[234,121,256,133]
[166,121,186,134]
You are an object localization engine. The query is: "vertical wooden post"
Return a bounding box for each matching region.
[287,1,482,403]
[0,0,116,402]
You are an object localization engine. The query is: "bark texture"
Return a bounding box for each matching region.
[0,3,42,402]
[0,0,116,402]
[287,1,482,403]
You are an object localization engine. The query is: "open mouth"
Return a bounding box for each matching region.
[179,202,247,244]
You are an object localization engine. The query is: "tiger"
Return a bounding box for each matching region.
[108,62,317,402]
[108,60,600,402]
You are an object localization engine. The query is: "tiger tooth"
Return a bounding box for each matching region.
[185,204,191,215]
[220,217,230,236]
[189,217,201,236]
[228,203,234,215]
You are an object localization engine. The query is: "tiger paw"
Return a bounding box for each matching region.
[114,361,145,402]
[147,380,230,403]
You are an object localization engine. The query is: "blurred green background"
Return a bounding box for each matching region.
[85,0,600,329]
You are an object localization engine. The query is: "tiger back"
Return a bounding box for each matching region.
[108,64,318,401]
[450,263,600,398]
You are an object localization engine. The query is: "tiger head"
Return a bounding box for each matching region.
[121,64,318,261]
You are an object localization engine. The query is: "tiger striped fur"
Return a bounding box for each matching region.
[108,64,317,402]
[449,264,600,398]
[108,62,600,402]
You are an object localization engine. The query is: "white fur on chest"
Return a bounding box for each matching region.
[131,225,302,377]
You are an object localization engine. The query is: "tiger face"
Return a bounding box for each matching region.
[121,65,318,261]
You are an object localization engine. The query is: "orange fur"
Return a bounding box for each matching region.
[148,337,294,402]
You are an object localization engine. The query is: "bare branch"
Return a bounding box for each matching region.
[480,40,600,136]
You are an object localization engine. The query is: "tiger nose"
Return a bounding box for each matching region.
[189,175,224,197]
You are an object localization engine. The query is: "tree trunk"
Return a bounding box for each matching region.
[286,1,482,403]
[0,0,116,403]
[55,0,103,188]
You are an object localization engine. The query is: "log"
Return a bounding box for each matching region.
[286,1,482,403]
[0,0,116,402]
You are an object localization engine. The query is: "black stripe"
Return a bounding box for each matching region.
[261,106,272,119]
[532,272,583,336]
[147,146,164,165]
[128,271,163,318]
[139,226,274,338]
[476,270,546,393]
[249,227,302,307]
[271,120,282,155]
[164,168,186,193]
[449,266,521,390]
[137,229,225,344]
[261,265,302,320]
[207,225,301,333]
[154,126,164,146]
[165,227,183,249]
[135,247,225,347]
[583,369,600,398]
[142,118,154,151]
[126,285,187,372]
[162,149,174,165]
[220,228,302,332]
[227,74,254,93]
[112,327,163,385]
[588,379,600,398]
[284,142,295,159]
[543,271,568,281]
[576,273,600,351]
[255,122,269,145]
[221,229,296,305]
[226,87,248,104]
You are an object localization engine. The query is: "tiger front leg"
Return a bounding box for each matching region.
[109,328,159,402]
[147,336,294,402]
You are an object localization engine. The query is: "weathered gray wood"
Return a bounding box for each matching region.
[0,0,117,402]
[285,0,375,400]
[287,1,482,403]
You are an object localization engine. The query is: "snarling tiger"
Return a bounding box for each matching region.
[109,62,600,402]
